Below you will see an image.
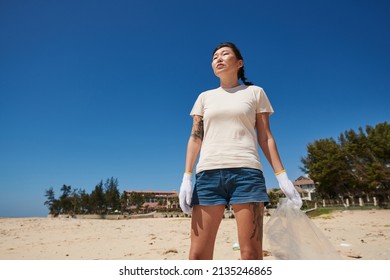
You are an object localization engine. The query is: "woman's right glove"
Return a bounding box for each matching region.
[179,173,193,213]
[276,171,302,209]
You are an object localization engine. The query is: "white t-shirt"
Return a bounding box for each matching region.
[190,85,274,174]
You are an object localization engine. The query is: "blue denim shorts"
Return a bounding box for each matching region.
[191,168,269,206]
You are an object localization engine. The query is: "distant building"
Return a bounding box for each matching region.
[124,190,179,211]
[293,176,317,200]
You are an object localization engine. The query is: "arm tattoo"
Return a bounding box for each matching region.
[191,116,204,141]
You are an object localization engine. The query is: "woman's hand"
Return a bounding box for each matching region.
[276,171,302,209]
[179,173,193,213]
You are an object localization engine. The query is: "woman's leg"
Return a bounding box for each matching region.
[232,202,264,260]
[189,204,225,260]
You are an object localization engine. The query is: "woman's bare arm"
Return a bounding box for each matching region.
[255,113,284,173]
[185,115,203,173]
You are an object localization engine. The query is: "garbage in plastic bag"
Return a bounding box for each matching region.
[265,198,341,260]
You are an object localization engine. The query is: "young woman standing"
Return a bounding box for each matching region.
[180,42,301,260]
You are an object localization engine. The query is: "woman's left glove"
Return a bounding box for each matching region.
[179,173,193,213]
[276,171,302,209]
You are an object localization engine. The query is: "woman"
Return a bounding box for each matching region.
[179,42,301,260]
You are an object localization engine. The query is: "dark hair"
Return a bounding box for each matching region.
[213,42,254,86]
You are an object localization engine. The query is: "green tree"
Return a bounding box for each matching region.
[120,191,128,213]
[340,123,390,191]
[301,122,390,198]
[90,181,106,214]
[79,189,91,214]
[104,177,121,212]
[128,192,145,212]
[59,185,73,214]
[301,138,353,198]
[365,123,390,189]
[70,188,81,214]
[267,189,279,206]
[44,187,58,214]
[339,128,369,191]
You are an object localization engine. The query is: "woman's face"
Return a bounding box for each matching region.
[211,47,243,78]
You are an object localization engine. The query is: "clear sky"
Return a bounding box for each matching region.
[1,0,389,217]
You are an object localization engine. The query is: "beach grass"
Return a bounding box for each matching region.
[306,205,388,219]
[306,208,334,219]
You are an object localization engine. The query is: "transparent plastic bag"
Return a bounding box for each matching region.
[265,199,341,260]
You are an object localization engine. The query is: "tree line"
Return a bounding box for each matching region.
[43,177,176,215]
[44,177,126,215]
[301,122,390,199]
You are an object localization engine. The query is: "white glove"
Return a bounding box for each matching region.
[276,171,302,209]
[179,173,193,213]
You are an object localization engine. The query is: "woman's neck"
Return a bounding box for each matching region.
[219,78,240,89]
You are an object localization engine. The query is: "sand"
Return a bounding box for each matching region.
[0,209,389,260]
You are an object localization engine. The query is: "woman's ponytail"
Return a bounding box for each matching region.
[238,66,253,86]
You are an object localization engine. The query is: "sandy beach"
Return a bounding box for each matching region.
[0,209,389,260]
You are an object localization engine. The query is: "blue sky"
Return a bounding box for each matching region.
[0,0,389,217]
